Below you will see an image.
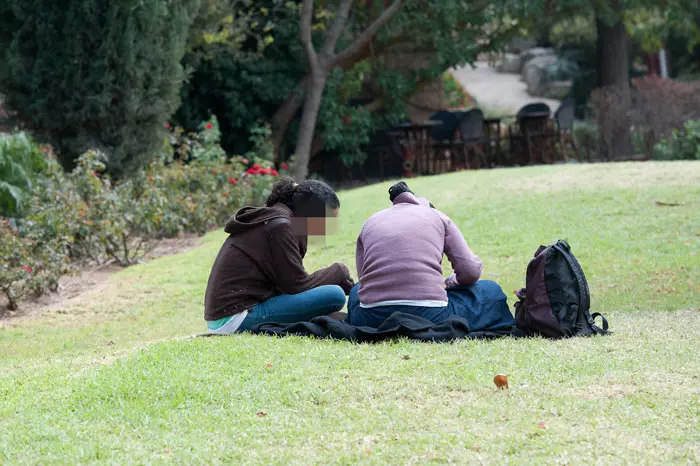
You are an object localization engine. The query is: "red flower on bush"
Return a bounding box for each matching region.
[252,164,261,170]
[211,170,217,175]
[242,158,249,164]
[246,167,259,175]
[270,169,279,176]
[205,123,214,129]
[23,266,32,274]
[228,177,237,185]
[281,163,289,170]
[94,171,99,177]
[164,122,171,129]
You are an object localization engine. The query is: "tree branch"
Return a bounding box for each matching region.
[321,0,353,58]
[300,0,318,68]
[333,0,406,67]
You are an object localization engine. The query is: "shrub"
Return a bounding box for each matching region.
[0,0,200,177]
[1,122,280,309]
[0,132,46,217]
[589,86,632,161]
[1,212,71,311]
[443,72,473,109]
[653,119,700,161]
[631,76,700,157]
[573,120,601,161]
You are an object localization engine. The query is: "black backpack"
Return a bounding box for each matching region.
[514,240,610,338]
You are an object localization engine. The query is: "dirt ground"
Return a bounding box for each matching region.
[0,235,202,323]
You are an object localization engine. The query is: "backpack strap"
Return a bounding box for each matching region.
[590,312,609,332]
[553,242,610,335]
[552,241,590,313]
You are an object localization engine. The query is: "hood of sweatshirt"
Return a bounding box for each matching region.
[223,203,292,235]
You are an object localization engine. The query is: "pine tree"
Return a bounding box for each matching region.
[0,0,200,177]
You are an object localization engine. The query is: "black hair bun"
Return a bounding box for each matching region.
[389,181,413,202]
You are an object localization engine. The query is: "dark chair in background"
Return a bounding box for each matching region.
[554,98,580,161]
[429,111,465,142]
[516,102,551,119]
[454,109,487,169]
[428,111,465,174]
[509,102,556,165]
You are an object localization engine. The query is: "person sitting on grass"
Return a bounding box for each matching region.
[347,181,515,331]
[204,177,354,334]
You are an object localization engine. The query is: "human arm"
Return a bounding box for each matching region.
[441,214,483,287]
[355,229,365,279]
[267,221,353,294]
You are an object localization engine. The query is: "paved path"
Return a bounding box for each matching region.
[451,61,561,115]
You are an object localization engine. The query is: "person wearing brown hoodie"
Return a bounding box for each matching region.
[204,177,354,334]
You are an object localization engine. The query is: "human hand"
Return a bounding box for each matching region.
[336,263,355,295]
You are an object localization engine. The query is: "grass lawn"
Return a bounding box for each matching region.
[1,162,699,465]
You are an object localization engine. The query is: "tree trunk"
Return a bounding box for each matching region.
[596,16,633,159]
[271,77,309,164]
[292,71,328,180]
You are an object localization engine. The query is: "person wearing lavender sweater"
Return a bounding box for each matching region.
[347,182,515,331]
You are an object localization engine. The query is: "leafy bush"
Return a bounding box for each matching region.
[631,76,700,157]
[589,86,631,161]
[573,120,601,161]
[443,72,473,109]
[1,212,71,311]
[653,119,700,161]
[0,132,46,217]
[1,123,279,309]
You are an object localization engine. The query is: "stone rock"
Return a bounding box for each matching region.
[542,81,573,100]
[497,53,523,74]
[506,37,537,54]
[522,54,558,96]
[520,47,556,66]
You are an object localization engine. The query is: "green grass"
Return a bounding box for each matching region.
[1,162,699,464]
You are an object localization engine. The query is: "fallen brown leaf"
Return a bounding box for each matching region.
[401,355,410,360]
[256,411,267,417]
[537,421,548,430]
[265,362,273,369]
[494,374,509,389]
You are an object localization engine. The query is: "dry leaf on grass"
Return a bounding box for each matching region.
[494,374,509,389]
[256,411,267,417]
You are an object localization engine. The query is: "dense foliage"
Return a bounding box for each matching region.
[176,0,518,173]
[654,119,700,160]
[0,132,46,217]
[1,124,280,311]
[0,0,200,177]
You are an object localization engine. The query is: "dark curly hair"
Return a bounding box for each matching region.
[388,181,413,202]
[266,177,340,217]
[388,181,435,208]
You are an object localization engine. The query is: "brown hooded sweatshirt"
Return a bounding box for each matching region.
[204,203,351,321]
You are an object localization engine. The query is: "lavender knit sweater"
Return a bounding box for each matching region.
[355,192,483,306]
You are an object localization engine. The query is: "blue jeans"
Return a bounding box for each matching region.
[238,285,347,331]
[347,280,514,332]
